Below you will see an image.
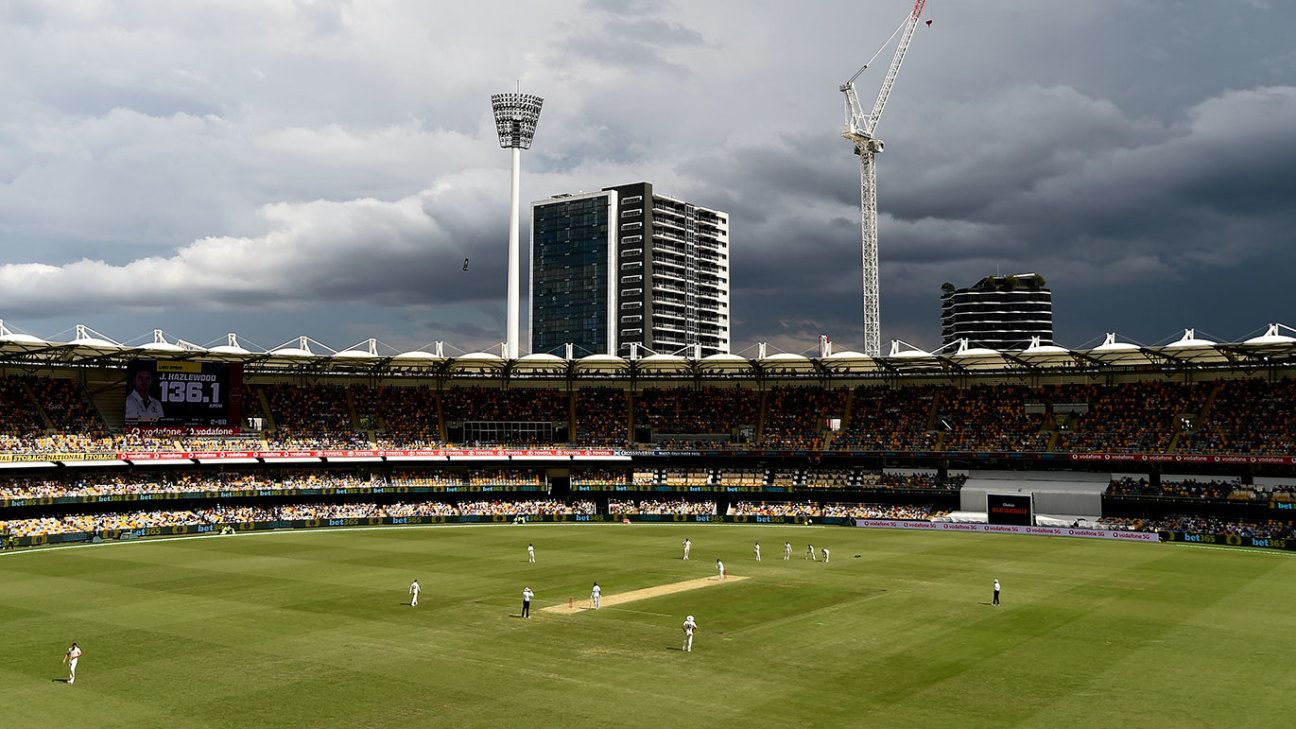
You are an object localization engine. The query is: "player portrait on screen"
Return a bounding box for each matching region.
[124,367,164,422]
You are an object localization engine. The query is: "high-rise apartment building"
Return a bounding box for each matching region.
[530,182,729,356]
[940,273,1052,350]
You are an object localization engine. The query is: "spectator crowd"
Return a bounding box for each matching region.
[0,499,599,537]
[1100,515,1295,539]
[607,499,716,515]
[4,376,1296,456]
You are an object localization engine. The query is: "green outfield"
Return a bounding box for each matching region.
[3,524,1295,728]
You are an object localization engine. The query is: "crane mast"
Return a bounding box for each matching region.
[840,0,927,356]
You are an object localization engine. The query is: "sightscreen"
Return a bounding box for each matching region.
[124,360,243,431]
[987,493,1034,526]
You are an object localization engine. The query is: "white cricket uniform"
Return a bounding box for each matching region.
[822,548,830,564]
[783,543,791,560]
[592,584,601,609]
[409,581,421,607]
[754,544,761,561]
[716,561,725,579]
[807,544,816,561]
[682,618,698,652]
[124,391,164,422]
[528,545,535,563]
[66,645,81,684]
[683,539,691,560]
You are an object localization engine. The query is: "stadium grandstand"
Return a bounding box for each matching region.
[2,321,1296,550]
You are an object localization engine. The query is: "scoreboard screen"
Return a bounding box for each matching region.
[987,493,1034,526]
[124,360,243,430]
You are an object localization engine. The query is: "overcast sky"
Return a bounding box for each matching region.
[0,0,1293,355]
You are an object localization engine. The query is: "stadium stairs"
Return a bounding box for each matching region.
[254,388,276,431]
[87,382,124,432]
[19,380,55,430]
[345,389,360,430]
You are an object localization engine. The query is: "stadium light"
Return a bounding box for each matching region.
[491,90,544,360]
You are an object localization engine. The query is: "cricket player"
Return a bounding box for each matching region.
[591,582,601,610]
[409,579,421,607]
[993,578,1001,606]
[716,559,726,580]
[806,543,817,561]
[682,615,698,652]
[783,541,791,560]
[528,543,535,563]
[683,538,692,560]
[63,642,81,684]
[822,547,830,564]
[754,542,761,561]
[522,586,535,618]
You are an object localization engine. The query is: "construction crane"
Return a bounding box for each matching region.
[840,0,928,357]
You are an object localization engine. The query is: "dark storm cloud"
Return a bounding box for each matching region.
[0,185,510,317]
[1,1,1294,354]
[672,83,1296,351]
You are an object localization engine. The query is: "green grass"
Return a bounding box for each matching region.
[4,523,1296,728]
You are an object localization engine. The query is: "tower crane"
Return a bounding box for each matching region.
[840,0,928,356]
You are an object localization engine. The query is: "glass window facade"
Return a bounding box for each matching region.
[531,195,611,355]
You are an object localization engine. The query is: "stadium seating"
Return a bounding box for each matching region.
[607,499,716,515]
[4,371,1296,548]
[4,375,1296,457]
[1106,477,1294,502]
[0,499,599,537]
[1178,378,1296,456]
[575,388,628,446]
[1099,515,1295,539]
[761,386,847,449]
[633,386,759,446]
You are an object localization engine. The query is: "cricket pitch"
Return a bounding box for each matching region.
[542,575,751,614]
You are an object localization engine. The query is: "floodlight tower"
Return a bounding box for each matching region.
[840,0,927,356]
[491,90,544,359]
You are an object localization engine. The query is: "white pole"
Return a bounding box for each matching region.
[507,146,522,359]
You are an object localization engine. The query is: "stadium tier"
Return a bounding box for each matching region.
[3,370,1296,458]
[2,360,1296,549]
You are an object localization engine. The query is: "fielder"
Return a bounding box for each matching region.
[716,559,726,580]
[683,538,692,560]
[63,642,81,684]
[806,543,817,561]
[591,582,602,610]
[682,615,698,652]
[409,579,421,607]
[993,578,1001,606]
[783,541,791,560]
[528,543,535,564]
[522,586,535,618]
[822,547,830,564]
[754,542,761,561]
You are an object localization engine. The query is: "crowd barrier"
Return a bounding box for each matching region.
[11,515,1291,552]
[853,519,1160,543]
[4,513,855,548]
[0,484,545,508]
[2,485,963,508]
[575,484,787,493]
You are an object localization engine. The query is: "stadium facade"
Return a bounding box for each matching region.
[941,273,1052,350]
[530,182,729,357]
